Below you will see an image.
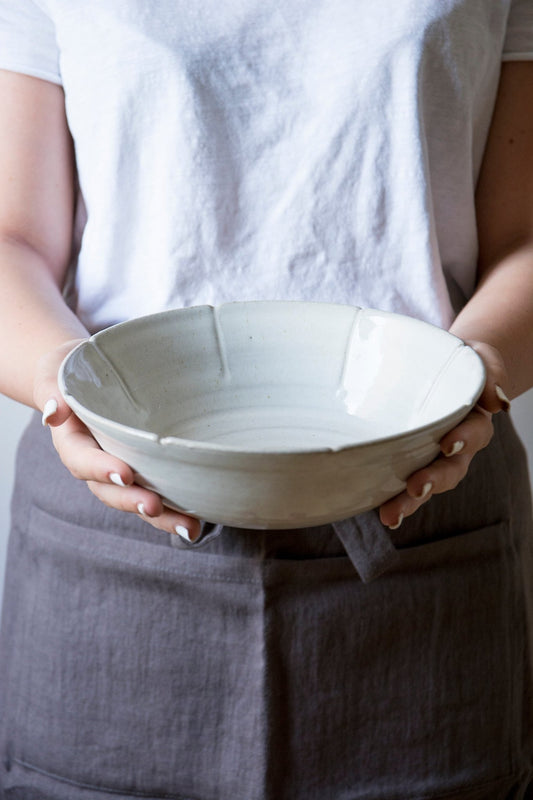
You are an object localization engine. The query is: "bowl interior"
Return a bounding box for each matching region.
[59,303,485,452]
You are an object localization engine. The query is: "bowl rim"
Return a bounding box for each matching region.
[57,302,486,457]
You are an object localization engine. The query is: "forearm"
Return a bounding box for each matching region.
[0,238,88,407]
[449,243,533,400]
[452,62,533,401]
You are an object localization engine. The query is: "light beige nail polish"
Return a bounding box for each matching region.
[109,472,127,487]
[174,524,192,542]
[41,398,58,426]
[416,482,432,500]
[446,440,464,457]
[388,513,404,531]
[495,384,511,412]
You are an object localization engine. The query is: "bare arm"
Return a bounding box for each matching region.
[380,61,533,528]
[0,71,199,541]
[0,70,87,404]
[450,61,533,397]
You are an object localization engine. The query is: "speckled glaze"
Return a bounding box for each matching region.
[58,302,485,528]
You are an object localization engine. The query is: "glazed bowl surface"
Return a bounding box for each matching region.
[58,302,485,529]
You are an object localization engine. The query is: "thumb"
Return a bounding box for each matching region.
[465,340,511,414]
[33,338,88,427]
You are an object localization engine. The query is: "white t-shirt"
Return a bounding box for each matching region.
[0,0,532,333]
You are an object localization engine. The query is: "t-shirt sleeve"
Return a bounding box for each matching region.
[503,0,533,61]
[0,0,61,85]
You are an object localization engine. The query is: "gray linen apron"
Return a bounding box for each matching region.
[1,411,532,799]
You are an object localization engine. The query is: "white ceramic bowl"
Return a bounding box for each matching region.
[58,302,485,529]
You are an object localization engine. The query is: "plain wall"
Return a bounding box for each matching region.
[1,389,532,612]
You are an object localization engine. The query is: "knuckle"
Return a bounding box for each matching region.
[481,432,493,450]
[449,464,469,490]
[69,463,88,481]
[56,448,84,479]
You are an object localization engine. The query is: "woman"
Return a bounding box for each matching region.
[0,1,532,798]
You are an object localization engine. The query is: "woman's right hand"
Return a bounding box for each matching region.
[33,340,202,542]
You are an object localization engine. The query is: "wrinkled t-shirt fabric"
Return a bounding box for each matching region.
[0,0,532,331]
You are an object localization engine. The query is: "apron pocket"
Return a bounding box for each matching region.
[6,504,268,800]
[255,519,527,799]
[4,505,529,800]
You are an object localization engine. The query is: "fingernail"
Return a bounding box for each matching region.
[41,398,58,426]
[388,513,404,531]
[137,502,156,518]
[109,472,127,487]
[174,524,193,542]
[415,481,433,500]
[174,524,201,543]
[495,385,511,412]
[445,440,464,457]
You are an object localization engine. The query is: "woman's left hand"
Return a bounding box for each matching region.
[378,340,511,529]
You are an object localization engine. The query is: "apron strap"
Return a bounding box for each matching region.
[332,512,400,582]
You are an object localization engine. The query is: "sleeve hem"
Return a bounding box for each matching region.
[0,64,61,86]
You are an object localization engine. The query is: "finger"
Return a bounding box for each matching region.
[40,394,74,428]
[463,340,510,414]
[48,411,201,540]
[140,505,202,542]
[379,489,426,529]
[402,407,493,505]
[87,481,201,540]
[409,451,472,498]
[49,415,135,485]
[379,339,503,530]
[439,406,493,460]
[478,381,511,415]
[34,338,88,426]
[379,452,472,528]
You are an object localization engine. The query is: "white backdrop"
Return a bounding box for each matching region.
[1,390,532,613]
